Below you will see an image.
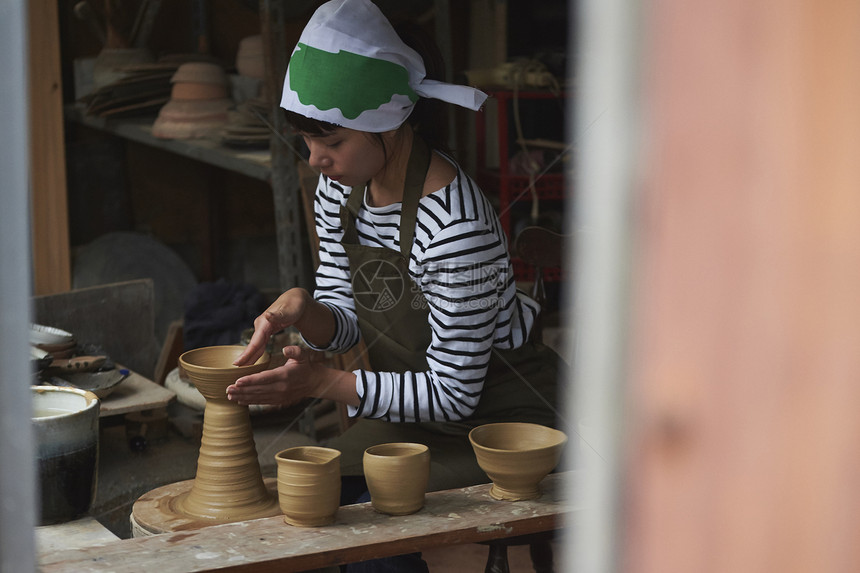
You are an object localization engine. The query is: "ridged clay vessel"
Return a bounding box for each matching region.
[276,446,341,527]
[176,345,279,522]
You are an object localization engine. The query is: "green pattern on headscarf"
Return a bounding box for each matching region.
[289,43,418,120]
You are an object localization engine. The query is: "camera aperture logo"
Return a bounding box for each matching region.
[353,259,405,312]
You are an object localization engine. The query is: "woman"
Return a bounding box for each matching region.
[229,0,560,512]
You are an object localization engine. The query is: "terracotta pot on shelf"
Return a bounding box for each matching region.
[171,62,228,86]
[152,98,232,139]
[152,62,232,140]
[171,81,228,101]
[236,35,265,80]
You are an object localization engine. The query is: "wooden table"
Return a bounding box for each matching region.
[36,517,119,556]
[37,472,575,573]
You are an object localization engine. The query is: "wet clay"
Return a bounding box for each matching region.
[468,422,567,501]
[175,346,280,522]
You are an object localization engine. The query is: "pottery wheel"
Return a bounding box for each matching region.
[131,477,280,537]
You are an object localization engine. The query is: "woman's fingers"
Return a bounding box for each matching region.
[281,344,308,363]
[233,344,262,366]
[227,368,285,405]
[233,290,308,366]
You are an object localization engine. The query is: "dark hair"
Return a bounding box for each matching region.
[284,17,450,153]
[391,18,449,152]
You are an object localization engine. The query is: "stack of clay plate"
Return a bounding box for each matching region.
[152,62,232,140]
[83,61,178,118]
[220,98,271,150]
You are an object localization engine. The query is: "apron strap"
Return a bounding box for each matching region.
[340,135,432,259]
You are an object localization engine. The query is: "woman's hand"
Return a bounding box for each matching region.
[233,288,312,366]
[227,345,360,408]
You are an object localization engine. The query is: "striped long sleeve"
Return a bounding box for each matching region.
[308,159,539,423]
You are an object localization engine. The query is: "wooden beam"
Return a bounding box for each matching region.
[29,0,71,295]
[38,472,573,573]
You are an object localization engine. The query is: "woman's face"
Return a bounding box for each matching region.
[301,127,388,187]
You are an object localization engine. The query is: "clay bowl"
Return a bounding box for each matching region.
[152,98,232,140]
[178,345,270,402]
[468,422,567,501]
[171,81,228,101]
[30,324,75,346]
[61,368,130,399]
[171,62,227,86]
[34,340,77,359]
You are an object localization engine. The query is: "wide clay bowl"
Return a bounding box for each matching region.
[179,345,269,401]
[469,422,567,501]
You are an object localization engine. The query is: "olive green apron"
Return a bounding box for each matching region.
[324,136,560,492]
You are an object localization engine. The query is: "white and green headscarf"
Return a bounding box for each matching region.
[280,0,488,132]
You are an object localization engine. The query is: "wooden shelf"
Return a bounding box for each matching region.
[65,104,272,182]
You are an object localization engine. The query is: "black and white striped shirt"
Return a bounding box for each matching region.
[310,155,539,422]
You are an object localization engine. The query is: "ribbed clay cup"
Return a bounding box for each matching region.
[177,346,279,522]
[469,422,567,501]
[363,442,430,515]
[276,446,341,527]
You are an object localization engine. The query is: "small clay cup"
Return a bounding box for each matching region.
[469,422,567,501]
[276,446,341,527]
[363,442,430,515]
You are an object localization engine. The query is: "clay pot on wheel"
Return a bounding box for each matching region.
[176,345,279,522]
[276,446,341,527]
[363,442,430,515]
